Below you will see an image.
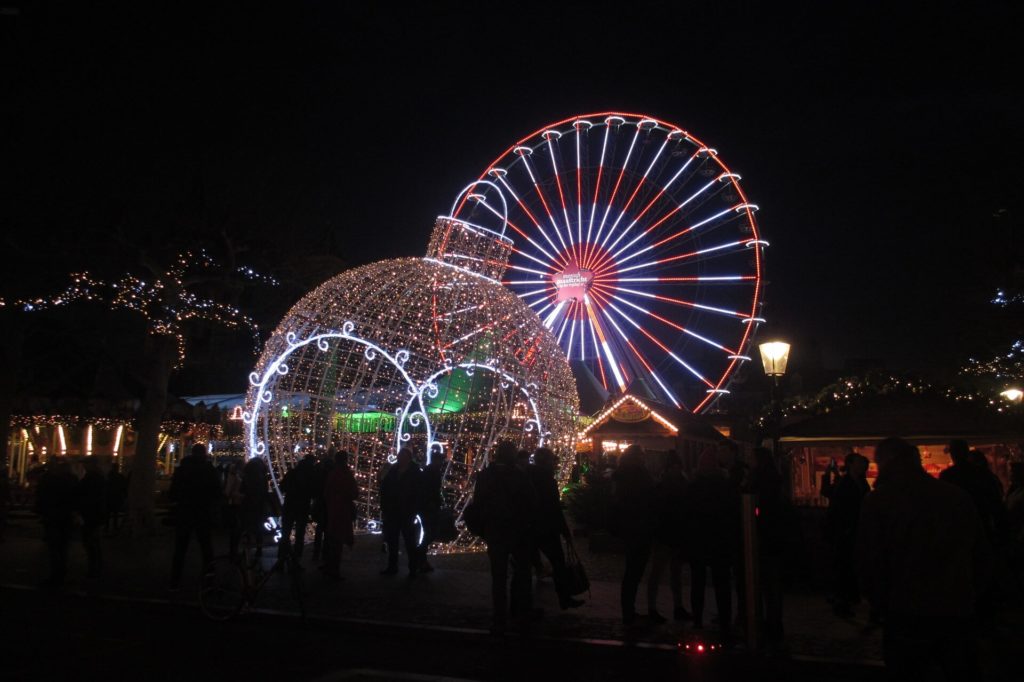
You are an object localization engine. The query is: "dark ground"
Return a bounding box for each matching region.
[0,509,1018,681]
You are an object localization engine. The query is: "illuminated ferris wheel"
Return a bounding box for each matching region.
[452,112,766,413]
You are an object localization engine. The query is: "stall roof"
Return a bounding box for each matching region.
[583,393,728,444]
[779,397,1024,446]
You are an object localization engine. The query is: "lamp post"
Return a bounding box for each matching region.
[743,339,792,652]
[759,341,791,385]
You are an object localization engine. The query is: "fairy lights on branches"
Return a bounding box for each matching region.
[1,249,271,365]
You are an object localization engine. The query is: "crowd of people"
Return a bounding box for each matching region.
[22,434,1024,675]
[600,443,788,645]
[32,458,127,587]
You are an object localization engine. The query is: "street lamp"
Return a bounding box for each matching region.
[1000,388,1023,403]
[759,340,791,381]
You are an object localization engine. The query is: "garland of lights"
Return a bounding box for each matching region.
[762,373,1013,426]
[244,217,579,553]
[1,250,272,366]
[579,393,680,438]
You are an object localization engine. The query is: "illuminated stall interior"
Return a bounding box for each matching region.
[780,399,1023,506]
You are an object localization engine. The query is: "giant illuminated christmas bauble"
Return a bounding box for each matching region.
[244,217,578,549]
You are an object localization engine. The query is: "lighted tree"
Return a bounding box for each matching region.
[961,285,1024,391]
[2,249,273,531]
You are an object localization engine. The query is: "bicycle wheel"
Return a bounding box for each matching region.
[199,558,246,621]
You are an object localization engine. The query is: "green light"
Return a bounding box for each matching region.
[335,411,396,433]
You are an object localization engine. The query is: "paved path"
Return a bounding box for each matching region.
[0,513,885,665]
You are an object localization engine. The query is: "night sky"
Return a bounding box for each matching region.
[6,3,1023,390]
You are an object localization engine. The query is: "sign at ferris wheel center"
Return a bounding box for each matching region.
[552,265,594,302]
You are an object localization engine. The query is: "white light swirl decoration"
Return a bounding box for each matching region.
[243,322,428,502]
[396,360,549,468]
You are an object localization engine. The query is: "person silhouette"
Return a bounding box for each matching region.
[530,447,584,610]
[474,440,538,634]
[612,444,656,626]
[379,448,423,577]
[859,437,991,679]
[168,444,221,591]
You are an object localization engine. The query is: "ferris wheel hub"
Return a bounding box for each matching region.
[553,263,595,303]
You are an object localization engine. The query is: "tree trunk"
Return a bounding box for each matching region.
[0,313,25,471]
[127,333,176,535]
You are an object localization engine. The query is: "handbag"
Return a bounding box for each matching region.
[563,539,590,597]
[435,507,458,542]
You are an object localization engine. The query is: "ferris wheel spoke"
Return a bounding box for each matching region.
[555,302,574,344]
[601,176,724,270]
[476,196,564,266]
[615,205,745,269]
[611,285,747,319]
[566,309,579,361]
[494,173,567,265]
[607,239,753,277]
[595,150,699,267]
[597,292,738,355]
[597,136,669,256]
[507,255,556,275]
[515,286,554,300]
[583,294,626,391]
[597,303,681,407]
[543,134,579,263]
[520,152,570,254]
[575,122,585,248]
[598,275,756,284]
[542,300,567,329]
[585,124,611,256]
[587,316,609,389]
[592,124,640,252]
[592,288,714,390]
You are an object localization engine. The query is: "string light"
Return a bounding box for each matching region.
[1,250,272,367]
[245,217,579,553]
[761,372,1009,425]
[579,394,679,438]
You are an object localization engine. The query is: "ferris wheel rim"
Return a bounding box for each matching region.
[453,112,765,413]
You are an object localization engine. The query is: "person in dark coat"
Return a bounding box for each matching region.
[939,439,1003,538]
[859,437,991,679]
[612,444,656,625]
[749,447,789,643]
[323,450,359,580]
[222,461,244,560]
[76,459,107,579]
[379,448,424,576]
[529,447,584,610]
[104,462,128,536]
[280,454,318,562]
[169,444,221,590]
[417,447,446,572]
[239,456,271,558]
[825,452,870,617]
[35,459,78,588]
[473,440,538,634]
[311,450,335,563]
[646,453,689,623]
[683,449,739,639]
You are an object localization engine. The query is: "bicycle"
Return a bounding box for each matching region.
[199,532,306,621]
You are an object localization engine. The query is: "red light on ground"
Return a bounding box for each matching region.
[755,506,760,517]
[697,644,705,652]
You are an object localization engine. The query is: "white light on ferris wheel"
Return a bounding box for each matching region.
[455,112,767,413]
